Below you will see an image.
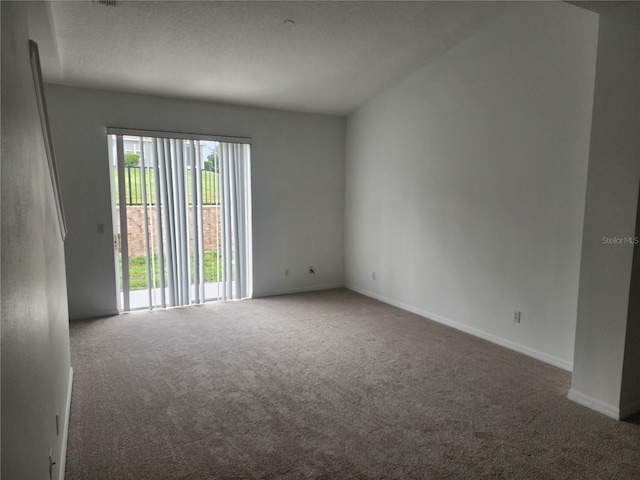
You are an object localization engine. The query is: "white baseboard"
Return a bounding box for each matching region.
[346,284,573,372]
[568,388,620,420]
[620,399,640,420]
[59,367,74,480]
[69,309,119,321]
[253,283,345,298]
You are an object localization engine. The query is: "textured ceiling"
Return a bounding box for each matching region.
[30,1,515,115]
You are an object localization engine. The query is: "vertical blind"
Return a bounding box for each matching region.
[109,131,252,311]
[219,142,253,301]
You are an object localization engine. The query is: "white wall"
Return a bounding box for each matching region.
[345,2,598,370]
[570,2,640,419]
[45,86,346,319]
[1,3,73,478]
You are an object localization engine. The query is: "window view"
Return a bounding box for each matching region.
[108,133,252,311]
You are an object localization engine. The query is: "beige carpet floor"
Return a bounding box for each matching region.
[66,289,640,479]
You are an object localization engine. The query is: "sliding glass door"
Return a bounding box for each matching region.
[108,130,252,311]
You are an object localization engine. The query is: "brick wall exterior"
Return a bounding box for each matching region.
[117,205,223,256]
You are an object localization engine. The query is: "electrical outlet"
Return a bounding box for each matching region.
[309,266,315,275]
[513,311,521,323]
[372,271,376,280]
[97,223,105,234]
[285,268,289,276]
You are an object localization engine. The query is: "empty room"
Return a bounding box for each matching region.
[2,1,639,479]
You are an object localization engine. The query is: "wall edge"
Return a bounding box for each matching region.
[346,284,574,372]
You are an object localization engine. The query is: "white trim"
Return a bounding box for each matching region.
[115,135,130,311]
[253,283,344,298]
[58,367,73,480]
[568,388,620,420]
[620,399,640,420]
[69,309,119,321]
[106,127,252,145]
[346,284,573,371]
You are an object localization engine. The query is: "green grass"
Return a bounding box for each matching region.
[114,167,220,206]
[121,250,227,291]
